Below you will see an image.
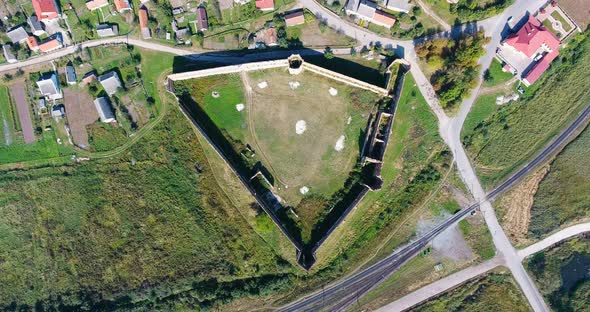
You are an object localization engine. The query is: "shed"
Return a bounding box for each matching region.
[51,104,65,118]
[2,45,17,63]
[197,7,208,31]
[97,24,119,37]
[98,71,122,95]
[65,63,77,85]
[285,10,305,27]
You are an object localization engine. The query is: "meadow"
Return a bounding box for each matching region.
[0,107,297,310]
[528,124,590,238]
[411,271,530,311]
[525,237,590,311]
[464,31,590,187]
[175,68,381,244]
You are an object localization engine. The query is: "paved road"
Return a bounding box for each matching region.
[380,221,590,311]
[518,222,590,259]
[378,256,504,311]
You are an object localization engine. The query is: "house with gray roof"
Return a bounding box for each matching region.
[2,45,17,63]
[346,0,377,20]
[65,63,77,85]
[7,26,29,43]
[51,104,65,118]
[385,0,413,13]
[94,97,116,123]
[96,24,119,37]
[28,16,46,36]
[98,71,122,95]
[37,73,62,100]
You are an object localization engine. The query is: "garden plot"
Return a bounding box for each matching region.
[63,88,98,148]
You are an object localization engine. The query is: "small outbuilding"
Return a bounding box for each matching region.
[7,27,29,44]
[98,71,122,95]
[28,16,46,36]
[96,24,119,37]
[51,104,65,118]
[197,7,208,31]
[2,45,17,63]
[65,62,77,85]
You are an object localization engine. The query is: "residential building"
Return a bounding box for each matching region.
[28,16,46,36]
[113,0,131,13]
[385,0,413,13]
[197,7,208,31]
[97,24,119,37]
[86,0,109,11]
[498,14,560,86]
[265,28,278,46]
[172,7,184,15]
[65,63,77,85]
[51,104,65,118]
[7,27,29,44]
[38,35,63,53]
[255,0,274,11]
[98,71,122,95]
[171,20,190,41]
[32,0,61,21]
[2,45,17,63]
[37,73,62,100]
[285,10,305,27]
[94,97,116,123]
[372,10,396,28]
[346,0,395,28]
[82,71,97,84]
[26,36,40,52]
[139,6,151,39]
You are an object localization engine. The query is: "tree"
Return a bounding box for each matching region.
[324,47,334,59]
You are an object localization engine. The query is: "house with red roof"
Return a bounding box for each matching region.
[499,14,561,86]
[86,0,109,11]
[138,6,151,39]
[114,0,132,12]
[32,0,61,21]
[255,0,274,11]
[285,10,305,27]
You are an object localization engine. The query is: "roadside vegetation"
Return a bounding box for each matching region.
[459,218,495,260]
[525,237,590,312]
[423,0,515,24]
[483,59,514,87]
[416,31,490,109]
[528,125,590,238]
[463,31,590,187]
[411,270,530,311]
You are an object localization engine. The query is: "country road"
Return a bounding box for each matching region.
[379,221,590,311]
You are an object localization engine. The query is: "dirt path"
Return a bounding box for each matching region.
[9,83,35,144]
[415,0,452,31]
[478,77,518,95]
[500,166,549,246]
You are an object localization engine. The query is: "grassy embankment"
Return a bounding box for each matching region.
[411,270,530,311]
[423,0,515,24]
[525,237,590,311]
[463,31,590,187]
[528,125,590,238]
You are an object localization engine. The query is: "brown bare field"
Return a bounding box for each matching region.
[9,83,35,144]
[497,165,549,246]
[63,88,98,148]
[558,0,590,30]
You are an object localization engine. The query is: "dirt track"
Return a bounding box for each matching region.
[500,166,549,245]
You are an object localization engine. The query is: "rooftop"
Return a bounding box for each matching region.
[32,0,60,20]
[255,0,274,10]
[285,10,305,27]
[114,0,131,12]
[505,15,560,58]
[94,97,116,123]
[98,71,122,95]
[373,10,396,28]
[7,27,29,43]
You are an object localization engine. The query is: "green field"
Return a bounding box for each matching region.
[176,68,381,243]
[0,108,297,310]
[411,271,530,311]
[459,218,496,260]
[483,59,514,87]
[528,124,590,238]
[461,92,501,140]
[463,32,590,187]
[525,237,590,311]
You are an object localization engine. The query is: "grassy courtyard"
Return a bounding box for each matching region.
[176,68,382,243]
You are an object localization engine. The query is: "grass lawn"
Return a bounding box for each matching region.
[528,124,590,238]
[525,237,590,311]
[0,107,297,310]
[459,217,496,260]
[177,68,381,243]
[412,271,530,311]
[463,32,590,187]
[461,93,501,140]
[483,59,514,87]
[0,130,73,165]
[551,11,573,33]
